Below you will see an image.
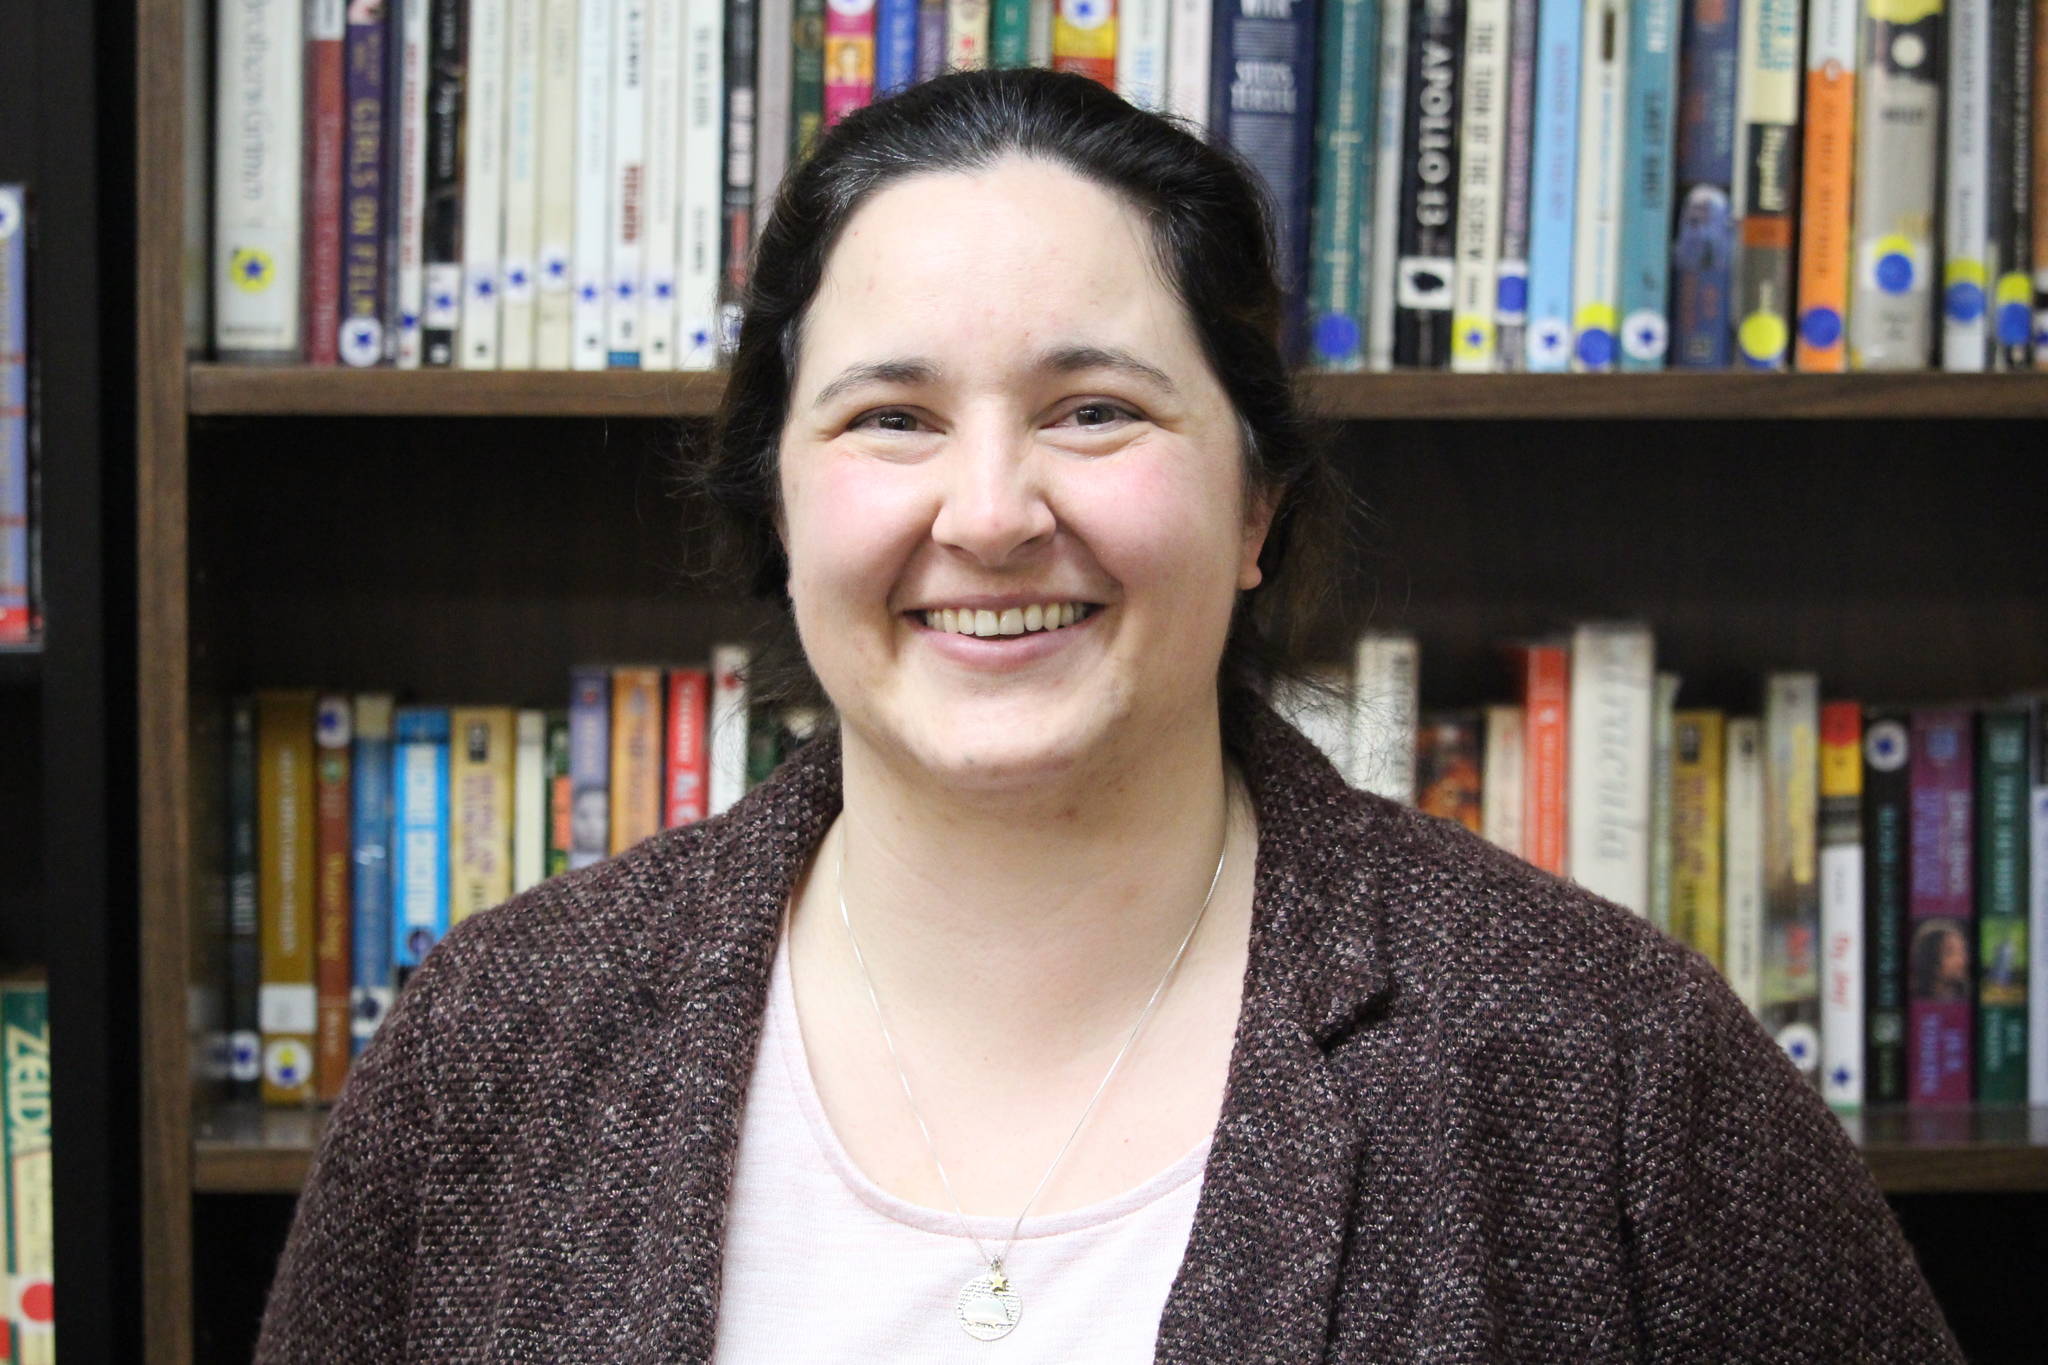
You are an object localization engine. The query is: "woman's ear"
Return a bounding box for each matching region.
[1238,486,1278,592]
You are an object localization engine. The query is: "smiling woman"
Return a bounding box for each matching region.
[255,69,1961,1364]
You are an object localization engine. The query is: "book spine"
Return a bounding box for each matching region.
[545,710,573,877]
[1391,0,1462,368]
[1365,0,1411,369]
[684,0,733,368]
[532,0,578,367]
[1908,708,1976,1104]
[919,0,951,77]
[1648,672,1679,933]
[876,0,919,93]
[460,0,508,367]
[1,984,53,1360]
[1730,0,1799,369]
[609,668,666,852]
[1847,0,1941,370]
[1494,0,1537,370]
[348,693,396,1056]
[568,666,612,868]
[226,698,263,1100]
[711,644,753,816]
[1116,0,1169,109]
[1976,707,2030,1101]
[0,187,28,642]
[1793,0,1856,371]
[1670,0,1740,368]
[1520,642,1570,877]
[449,707,515,923]
[1762,671,1821,1079]
[1350,632,1420,805]
[824,0,877,129]
[1568,0,1626,372]
[607,0,649,366]
[716,0,755,359]
[1944,0,1992,370]
[1416,713,1484,834]
[304,0,348,366]
[1617,0,1680,370]
[1053,0,1116,85]
[1166,0,1215,132]
[756,0,795,237]
[572,0,614,370]
[1990,0,2035,369]
[498,0,543,368]
[793,0,828,157]
[257,690,318,1106]
[1819,699,1864,1108]
[1566,623,1653,914]
[213,0,306,359]
[1032,0,1057,63]
[1723,716,1765,1015]
[514,708,549,893]
[2036,0,2048,371]
[1308,0,1380,371]
[1671,710,1726,968]
[1523,0,1581,371]
[421,0,466,368]
[641,0,685,369]
[2031,696,2048,1102]
[393,0,433,367]
[1217,0,1321,357]
[1863,707,1911,1103]
[390,705,450,986]
[1450,0,1508,373]
[951,0,994,68]
[1481,704,1526,856]
[665,667,711,826]
[312,695,354,1102]
[339,0,394,368]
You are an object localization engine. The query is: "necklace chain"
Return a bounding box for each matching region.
[832,815,1230,1283]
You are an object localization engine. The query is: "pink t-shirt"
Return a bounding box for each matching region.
[711,925,1213,1361]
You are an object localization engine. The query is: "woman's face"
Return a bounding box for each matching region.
[778,156,1269,793]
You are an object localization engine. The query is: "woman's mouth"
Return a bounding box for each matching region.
[911,602,1101,638]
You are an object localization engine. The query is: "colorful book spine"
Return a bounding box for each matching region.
[950,0,994,70]
[824,0,878,129]
[303,0,348,367]
[1671,709,1726,968]
[572,0,615,371]
[349,693,396,1057]
[1649,673,1680,933]
[226,698,262,1099]
[1308,0,1381,370]
[1494,0,1538,370]
[1863,706,1911,1103]
[1566,623,1653,914]
[1976,707,2030,1102]
[391,705,450,986]
[212,0,305,359]
[1391,0,1463,367]
[920,0,952,78]
[1989,0,2036,369]
[877,0,920,93]
[1761,672,1820,1079]
[1793,0,1856,371]
[546,710,573,878]
[1053,0,1116,86]
[1848,0,1941,369]
[340,1,394,368]
[1908,708,1975,1104]
[1617,0,1680,371]
[1819,700,1863,1108]
[1167,0,1215,128]
[1450,0,1508,373]
[711,644,753,816]
[312,696,354,1102]
[514,709,549,894]
[665,667,711,826]
[0,186,28,643]
[1349,631,1420,805]
[1569,0,1626,372]
[607,0,650,367]
[534,0,580,368]
[569,666,612,868]
[609,668,665,853]
[1517,641,1570,877]
[421,0,467,369]
[1523,0,1581,371]
[1,982,53,1364]
[1670,0,1740,368]
[690,0,735,366]
[257,690,318,1106]
[1481,704,1526,856]
[1730,0,1800,370]
[2030,696,2048,1102]
[1723,716,1765,1015]
[393,0,434,368]
[793,0,828,156]
[1944,0,1992,371]
[449,707,515,924]
[1116,0,1169,109]
[461,0,509,367]
[498,0,544,369]
[1365,0,1411,369]
[641,0,685,369]
[1416,713,1484,834]
[993,0,1033,67]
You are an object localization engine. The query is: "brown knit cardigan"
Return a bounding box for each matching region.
[256,705,1962,1362]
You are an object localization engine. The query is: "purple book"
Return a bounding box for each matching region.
[1908,708,1976,1104]
[340,0,393,368]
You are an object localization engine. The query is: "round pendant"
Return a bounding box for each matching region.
[956,1271,1023,1341]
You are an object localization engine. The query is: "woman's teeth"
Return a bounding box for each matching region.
[920,603,1094,637]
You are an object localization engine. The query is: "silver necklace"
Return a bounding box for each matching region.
[832,820,1229,1342]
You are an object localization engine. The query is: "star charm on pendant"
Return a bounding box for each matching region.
[987,1267,1009,1294]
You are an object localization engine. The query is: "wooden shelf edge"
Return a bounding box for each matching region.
[186,364,2048,422]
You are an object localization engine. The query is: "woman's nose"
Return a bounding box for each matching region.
[928,425,1057,567]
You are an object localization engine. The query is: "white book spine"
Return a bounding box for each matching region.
[1724,717,1766,1016]
[394,0,433,367]
[710,644,752,816]
[754,0,795,235]
[501,0,545,368]
[1566,621,1653,914]
[1942,0,1991,371]
[1821,824,1864,1109]
[1029,0,1055,66]
[1482,704,1526,856]
[514,709,548,893]
[1450,0,1510,373]
[1569,0,1627,373]
[1116,0,1170,112]
[1349,632,1419,804]
[1365,0,1412,370]
[678,0,726,370]
[211,0,305,358]
[461,0,510,368]
[641,0,685,369]
[1165,0,1212,128]
[534,0,581,368]
[573,0,616,369]
[608,0,650,365]
[948,0,991,68]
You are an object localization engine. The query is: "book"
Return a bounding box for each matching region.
[1115,0,1168,109]
[610,667,665,853]
[572,0,615,370]
[607,0,650,367]
[1052,0,1114,86]
[1648,672,1679,933]
[992,0,1032,67]
[1793,0,1856,371]
[1670,0,1740,369]
[225,698,262,1099]
[824,0,877,129]
[665,667,711,827]
[1523,0,1581,371]
[1670,709,1725,968]
[1567,623,1652,913]
[1365,0,1411,369]
[421,0,467,369]
[1480,704,1525,855]
[1819,699,1863,1108]
[1416,712,1483,833]
[1349,631,1419,804]
[756,0,796,239]
[1847,0,1941,370]
[1391,0,1463,367]
[1,980,53,1364]
[641,0,685,368]
[1975,706,2030,1102]
[514,708,549,893]
[2035,0,2048,372]
[1167,0,1216,127]
[1616,0,1680,371]
[449,706,515,923]
[2030,696,2048,1103]
[546,709,573,877]
[1723,715,1765,1015]
[461,0,510,368]
[1449,0,1508,373]
[1863,705,1911,1103]
[1568,0,1626,373]
[952,0,995,71]
[711,644,753,816]
[349,693,396,1057]
[392,0,434,367]
[569,666,612,867]
[498,0,544,369]
[1908,708,1975,1104]
[1989,0,2036,370]
[1307,0,1380,371]
[685,0,730,367]
[1494,0,1538,369]
[793,0,828,156]
[876,0,919,93]
[312,695,354,1102]
[391,705,451,985]
[0,185,31,644]
[340,1,395,368]
[533,0,579,368]
[212,0,305,359]
[1730,0,1800,370]
[1514,640,1569,877]
[257,690,318,1106]
[1761,671,1820,1080]
[1943,0,1992,371]
[303,0,348,367]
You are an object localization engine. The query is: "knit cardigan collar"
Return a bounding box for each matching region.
[606,703,1390,1360]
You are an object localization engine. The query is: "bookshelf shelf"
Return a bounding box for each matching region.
[0,647,41,688]
[186,363,2048,422]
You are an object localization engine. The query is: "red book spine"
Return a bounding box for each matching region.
[1519,644,1570,877]
[313,696,354,1103]
[303,3,347,365]
[665,667,710,827]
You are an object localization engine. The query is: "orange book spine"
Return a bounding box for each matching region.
[1794,1,1857,370]
[312,696,354,1103]
[1051,0,1115,87]
[1519,645,1570,877]
[610,667,665,853]
[257,690,318,1106]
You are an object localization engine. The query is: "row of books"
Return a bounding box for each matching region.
[1280,625,2048,1111]
[207,0,2048,376]
[1,977,54,1365]
[1,184,37,648]
[213,649,832,1107]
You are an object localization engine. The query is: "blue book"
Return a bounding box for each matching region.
[1616,0,1681,370]
[569,666,612,870]
[1670,0,1740,368]
[1523,0,1582,372]
[875,0,919,96]
[350,695,397,1055]
[392,705,450,987]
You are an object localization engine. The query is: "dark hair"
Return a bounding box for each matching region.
[691,66,1348,760]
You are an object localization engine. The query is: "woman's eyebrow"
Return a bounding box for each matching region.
[809,344,1178,412]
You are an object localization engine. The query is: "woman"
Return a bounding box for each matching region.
[258,69,1959,1361]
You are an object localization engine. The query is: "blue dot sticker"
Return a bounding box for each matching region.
[1997,302,2031,346]
[1313,314,1360,359]
[1496,274,1528,313]
[1575,328,1614,368]
[1945,281,1985,323]
[1799,306,1843,348]
[1875,252,1914,294]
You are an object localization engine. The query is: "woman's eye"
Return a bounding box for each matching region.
[1059,402,1139,429]
[851,408,923,433]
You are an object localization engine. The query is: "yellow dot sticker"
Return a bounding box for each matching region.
[1995,272,2031,307]
[1452,314,1495,361]
[1738,311,1789,364]
[1944,257,1988,289]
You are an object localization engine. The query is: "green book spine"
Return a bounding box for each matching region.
[991,0,1031,65]
[792,0,828,162]
[1307,0,1379,370]
[1976,707,2031,1102]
